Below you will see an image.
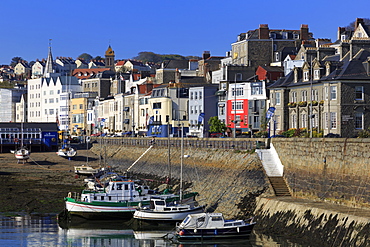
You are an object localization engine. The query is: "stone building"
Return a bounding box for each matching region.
[231,24,313,71]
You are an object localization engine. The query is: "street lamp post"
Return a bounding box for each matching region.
[234,74,237,138]
[310,67,313,138]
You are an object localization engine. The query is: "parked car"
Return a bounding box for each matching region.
[271,135,286,138]
[324,133,341,138]
[210,133,223,138]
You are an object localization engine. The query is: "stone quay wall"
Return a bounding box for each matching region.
[90,142,274,220]
[271,138,370,208]
[90,138,370,246]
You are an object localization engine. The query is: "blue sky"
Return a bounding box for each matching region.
[1,0,370,65]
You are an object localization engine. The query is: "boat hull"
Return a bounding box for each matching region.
[65,200,140,219]
[177,223,255,241]
[64,193,198,220]
[133,206,205,222]
[57,148,77,158]
[15,148,30,161]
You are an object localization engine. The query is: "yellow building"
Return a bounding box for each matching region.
[70,97,87,135]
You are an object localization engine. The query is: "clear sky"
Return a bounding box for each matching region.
[1,0,370,65]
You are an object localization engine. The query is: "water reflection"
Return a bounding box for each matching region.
[0,214,301,247]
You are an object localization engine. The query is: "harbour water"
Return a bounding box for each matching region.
[0,214,305,247]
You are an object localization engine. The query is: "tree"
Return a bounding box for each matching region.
[134,52,162,63]
[133,51,200,64]
[208,116,226,133]
[10,57,23,67]
[346,18,370,31]
[77,53,93,62]
[94,56,103,61]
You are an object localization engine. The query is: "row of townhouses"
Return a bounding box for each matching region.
[2,18,370,138]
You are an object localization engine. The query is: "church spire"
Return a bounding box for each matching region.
[44,39,55,77]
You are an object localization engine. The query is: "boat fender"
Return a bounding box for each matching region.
[67,192,72,198]
[237,227,240,233]
[193,229,197,233]
[214,229,218,235]
[14,138,18,142]
[179,230,185,235]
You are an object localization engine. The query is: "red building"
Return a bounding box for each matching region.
[256,65,284,81]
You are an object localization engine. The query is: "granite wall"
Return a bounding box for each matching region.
[90,143,274,219]
[271,138,370,207]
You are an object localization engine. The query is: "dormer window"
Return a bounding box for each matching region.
[275,52,280,62]
[294,70,298,83]
[303,71,309,81]
[314,69,320,80]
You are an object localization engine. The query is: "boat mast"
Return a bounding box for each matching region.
[167,120,171,189]
[20,121,23,148]
[180,123,184,202]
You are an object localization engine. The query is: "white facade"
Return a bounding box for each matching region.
[0,88,26,122]
[283,55,304,76]
[31,61,45,79]
[27,76,82,124]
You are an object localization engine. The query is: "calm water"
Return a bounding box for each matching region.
[0,214,303,247]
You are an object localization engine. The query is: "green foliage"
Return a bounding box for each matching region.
[208,116,226,134]
[10,57,23,67]
[133,51,200,64]
[94,56,103,61]
[358,128,370,138]
[0,81,17,88]
[254,130,268,138]
[280,128,323,138]
[77,53,93,62]
[281,128,298,137]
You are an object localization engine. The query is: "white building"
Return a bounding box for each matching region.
[27,46,82,127]
[0,88,27,122]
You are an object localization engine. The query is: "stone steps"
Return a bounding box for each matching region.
[268,176,291,196]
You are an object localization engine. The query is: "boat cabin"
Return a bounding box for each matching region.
[147,198,190,212]
[80,178,157,203]
[180,213,227,229]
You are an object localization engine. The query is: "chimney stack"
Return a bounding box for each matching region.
[202,51,210,60]
[259,24,269,39]
[355,18,364,30]
[300,24,309,40]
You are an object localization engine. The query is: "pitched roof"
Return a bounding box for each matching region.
[72,68,111,79]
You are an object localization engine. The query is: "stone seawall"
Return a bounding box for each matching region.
[271,138,370,208]
[90,139,370,245]
[90,143,274,219]
[255,197,370,247]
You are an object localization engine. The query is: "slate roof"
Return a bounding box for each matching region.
[73,68,110,79]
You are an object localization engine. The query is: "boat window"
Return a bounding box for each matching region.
[155,201,165,206]
[108,196,111,201]
[101,196,104,200]
[224,223,232,227]
[211,216,223,221]
[164,208,171,211]
[116,184,122,190]
[179,207,187,210]
[94,196,97,200]
[234,222,243,226]
[197,217,205,223]
[125,184,129,190]
[111,184,114,190]
[183,216,190,224]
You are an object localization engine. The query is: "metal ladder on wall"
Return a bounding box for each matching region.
[256,142,291,197]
